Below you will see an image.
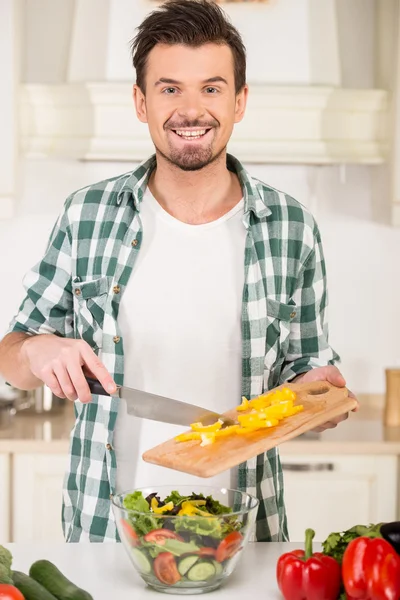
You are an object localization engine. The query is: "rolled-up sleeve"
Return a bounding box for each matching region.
[279,225,340,383]
[6,207,73,339]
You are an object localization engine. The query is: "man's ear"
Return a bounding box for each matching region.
[234,84,249,124]
[133,84,148,123]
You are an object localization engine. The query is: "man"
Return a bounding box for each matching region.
[0,0,355,542]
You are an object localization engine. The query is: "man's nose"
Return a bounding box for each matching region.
[176,92,206,121]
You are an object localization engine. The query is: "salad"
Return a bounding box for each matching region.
[119,490,245,588]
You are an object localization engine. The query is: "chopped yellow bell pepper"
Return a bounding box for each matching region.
[174,431,201,443]
[178,501,213,516]
[214,424,241,437]
[236,418,279,434]
[200,432,216,446]
[174,387,303,445]
[237,396,250,411]
[190,420,223,433]
[150,497,174,514]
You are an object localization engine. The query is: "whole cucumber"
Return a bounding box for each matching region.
[12,570,58,600]
[29,560,93,600]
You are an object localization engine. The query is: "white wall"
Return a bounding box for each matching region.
[0,157,398,395]
[23,0,373,86]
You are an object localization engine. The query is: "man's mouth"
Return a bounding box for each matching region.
[170,128,212,141]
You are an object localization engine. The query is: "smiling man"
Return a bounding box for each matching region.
[0,0,354,543]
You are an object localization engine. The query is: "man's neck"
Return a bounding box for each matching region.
[147,151,243,225]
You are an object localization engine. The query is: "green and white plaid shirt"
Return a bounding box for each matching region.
[7,154,338,542]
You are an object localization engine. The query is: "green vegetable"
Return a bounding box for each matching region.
[175,515,222,539]
[131,548,152,575]
[212,560,223,576]
[123,491,151,513]
[29,559,93,600]
[322,523,383,564]
[178,556,199,576]
[164,491,190,507]
[123,491,160,536]
[12,570,58,600]
[186,561,216,582]
[142,538,200,559]
[0,545,12,572]
[0,563,13,584]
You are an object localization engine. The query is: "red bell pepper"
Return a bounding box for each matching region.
[277,528,341,600]
[342,536,400,600]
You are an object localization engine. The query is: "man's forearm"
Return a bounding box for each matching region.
[0,332,43,390]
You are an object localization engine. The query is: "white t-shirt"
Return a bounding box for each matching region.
[114,188,246,493]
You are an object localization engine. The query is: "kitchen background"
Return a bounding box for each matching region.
[1,0,400,545]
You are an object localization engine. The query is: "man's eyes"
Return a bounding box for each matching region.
[162,87,219,95]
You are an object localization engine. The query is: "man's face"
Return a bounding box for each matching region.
[134,43,248,171]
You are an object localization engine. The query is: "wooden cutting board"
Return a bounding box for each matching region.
[142,381,357,478]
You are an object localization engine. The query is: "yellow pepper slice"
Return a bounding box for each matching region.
[153,501,174,514]
[214,425,241,437]
[236,418,279,434]
[190,420,223,433]
[174,431,201,443]
[200,432,216,446]
[237,396,250,411]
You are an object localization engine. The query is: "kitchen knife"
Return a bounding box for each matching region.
[85,377,237,428]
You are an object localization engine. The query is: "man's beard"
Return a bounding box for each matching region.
[157,118,224,172]
[156,143,226,172]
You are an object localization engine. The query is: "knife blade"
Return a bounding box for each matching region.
[85,377,237,428]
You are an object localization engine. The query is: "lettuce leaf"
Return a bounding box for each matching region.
[175,515,222,538]
[123,491,150,513]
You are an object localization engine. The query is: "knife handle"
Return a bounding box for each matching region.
[86,376,110,397]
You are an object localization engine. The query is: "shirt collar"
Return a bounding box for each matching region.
[116,153,272,222]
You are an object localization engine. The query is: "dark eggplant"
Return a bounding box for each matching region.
[380,521,400,555]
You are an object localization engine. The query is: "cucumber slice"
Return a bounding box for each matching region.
[131,548,152,574]
[212,560,223,576]
[178,556,199,576]
[187,561,216,582]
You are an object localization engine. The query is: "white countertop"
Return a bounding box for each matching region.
[4,541,304,599]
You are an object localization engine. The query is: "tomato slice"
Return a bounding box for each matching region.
[153,552,181,585]
[215,531,243,562]
[196,547,217,558]
[143,529,184,544]
[0,585,25,600]
[121,518,140,546]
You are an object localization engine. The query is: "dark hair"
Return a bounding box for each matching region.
[130,0,246,94]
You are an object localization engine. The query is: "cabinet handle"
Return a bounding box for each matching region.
[282,463,334,472]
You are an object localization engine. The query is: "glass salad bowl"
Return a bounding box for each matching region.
[111,485,259,594]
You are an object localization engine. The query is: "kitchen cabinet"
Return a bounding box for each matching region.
[280,453,398,542]
[0,454,10,542]
[12,454,67,542]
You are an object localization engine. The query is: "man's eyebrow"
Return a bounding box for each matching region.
[154,76,229,86]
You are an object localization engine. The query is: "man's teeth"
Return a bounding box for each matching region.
[174,129,208,139]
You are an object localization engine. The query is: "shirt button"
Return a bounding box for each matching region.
[113,336,121,344]
[131,239,139,247]
[106,443,113,450]
[75,289,81,296]
[290,311,296,319]
[113,285,121,294]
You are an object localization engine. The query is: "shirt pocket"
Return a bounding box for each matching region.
[72,276,110,351]
[264,298,297,372]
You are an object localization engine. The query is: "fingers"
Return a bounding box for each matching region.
[80,342,117,394]
[67,361,92,403]
[52,363,78,401]
[348,389,360,412]
[43,369,66,399]
[312,412,349,432]
[325,366,346,387]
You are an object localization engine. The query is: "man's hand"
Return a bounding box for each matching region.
[21,335,117,403]
[292,365,359,433]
